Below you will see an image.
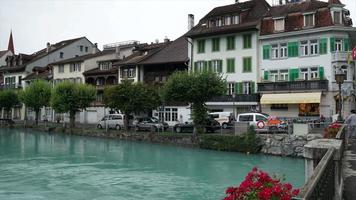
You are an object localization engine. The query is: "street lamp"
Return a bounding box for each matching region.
[335,67,346,122]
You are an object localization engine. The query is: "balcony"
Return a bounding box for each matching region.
[331,51,350,62]
[209,94,260,102]
[0,83,23,90]
[258,80,328,92]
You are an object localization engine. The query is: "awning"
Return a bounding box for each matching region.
[260,92,321,104]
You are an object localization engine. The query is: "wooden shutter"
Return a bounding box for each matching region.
[263,45,271,59]
[288,42,298,57]
[194,62,198,73]
[319,67,324,79]
[218,60,223,73]
[330,37,335,52]
[235,82,243,94]
[208,61,212,72]
[319,38,327,54]
[263,71,269,80]
[250,81,255,94]
[289,68,299,81]
[203,61,208,72]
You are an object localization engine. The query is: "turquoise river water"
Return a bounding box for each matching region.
[0,128,304,200]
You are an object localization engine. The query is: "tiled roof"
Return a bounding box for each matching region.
[83,67,118,76]
[50,50,115,65]
[185,0,270,38]
[139,36,188,65]
[22,70,52,81]
[264,0,329,18]
[0,50,9,58]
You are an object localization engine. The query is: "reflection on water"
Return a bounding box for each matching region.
[0,128,305,200]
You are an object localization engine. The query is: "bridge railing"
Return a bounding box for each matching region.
[296,125,346,200]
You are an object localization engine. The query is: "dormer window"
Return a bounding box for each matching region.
[232,15,239,24]
[216,18,222,27]
[225,16,231,25]
[333,11,341,24]
[304,13,315,27]
[274,18,285,32]
[100,62,111,70]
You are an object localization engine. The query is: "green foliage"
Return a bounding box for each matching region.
[20,80,51,124]
[0,90,19,113]
[199,131,261,153]
[162,71,226,126]
[51,81,96,128]
[103,81,161,129]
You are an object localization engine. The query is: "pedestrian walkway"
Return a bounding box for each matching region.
[343,139,356,200]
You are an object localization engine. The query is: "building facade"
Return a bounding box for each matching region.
[258,0,356,119]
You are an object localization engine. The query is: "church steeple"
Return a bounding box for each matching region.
[7,31,14,54]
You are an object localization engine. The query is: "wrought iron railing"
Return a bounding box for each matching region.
[209,94,260,102]
[258,80,328,92]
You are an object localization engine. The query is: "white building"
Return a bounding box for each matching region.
[185,0,270,117]
[258,0,356,119]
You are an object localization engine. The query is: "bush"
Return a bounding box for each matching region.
[199,127,261,153]
[224,167,299,200]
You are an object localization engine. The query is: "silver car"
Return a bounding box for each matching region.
[97,114,125,130]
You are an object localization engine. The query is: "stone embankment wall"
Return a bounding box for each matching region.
[259,134,323,157]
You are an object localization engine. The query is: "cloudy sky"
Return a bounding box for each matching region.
[0,0,355,54]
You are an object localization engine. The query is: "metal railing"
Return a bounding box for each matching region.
[209,94,260,102]
[258,80,328,92]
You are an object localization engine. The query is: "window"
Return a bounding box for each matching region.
[232,15,239,24]
[335,66,348,81]
[226,36,235,50]
[171,108,178,121]
[256,115,268,121]
[242,57,252,72]
[310,67,319,79]
[274,18,285,31]
[197,40,205,53]
[226,58,235,73]
[212,38,220,52]
[299,103,319,116]
[300,68,309,80]
[239,115,253,122]
[70,63,81,72]
[243,34,252,49]
[269,70,279,82]
[122,69,128,78]
[210,60,222,73]
[58,65,64,73]
[279,70,289,81]
[242,82,251,94]
[100,62,110,70]
[128,68,136,78]
[271,104,288,110]
[165,108,171,121]
[225,16,231,25]
[280,43,287,58]
[216,18,222,27]
[333,11,341,24]
[300,40,309,56]
[335,39,342,52]
[59,52,64,59]
[304,13,315,27]
[194,61,205,73]
[227,83,235,95]
[85,46,88,52]
[271,44,279,59]
[310,39,318,55]
[80,45,83,51]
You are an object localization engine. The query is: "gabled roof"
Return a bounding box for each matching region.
[0,50,10,58]
[139,36,188,65]
[50,50,115,65]
[185,0,270,38]
[83,66,118,76]
[264,0,329,18]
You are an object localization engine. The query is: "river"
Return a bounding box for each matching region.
[0,128,304,200]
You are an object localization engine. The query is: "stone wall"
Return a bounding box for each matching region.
[259,134,323,157]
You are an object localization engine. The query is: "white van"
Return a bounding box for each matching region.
[208,112,233,129]
[236,112,269,131]
[97,114,125,130]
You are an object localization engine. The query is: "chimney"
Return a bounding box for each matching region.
[164,36,170,43]
[92,43,98,54]
[115,46,120,58]
[46,42,50,53]
[188,14,195,30]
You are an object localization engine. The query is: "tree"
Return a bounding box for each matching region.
[51,81,96,128]
[0,90,20,119]
[162,71,226,131]
[103,81,161,130]
[20,80,51,125]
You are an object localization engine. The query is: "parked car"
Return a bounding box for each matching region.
[133,117,169,131]
[97,114,125,130]
[208,112,234,129]
[236,112,283,132]
[173,118,220,133]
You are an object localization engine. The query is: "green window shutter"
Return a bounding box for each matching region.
[250,81,255,94]
[289,68,299,81]
[330,37,335,52]
[194,62,198,72]
[212,38,220,52]
[226,58,235,73]
[263,71,269,80]
[203,61,208,72]
[319,38,327,54]
[227,36,235,50]
[208,61,212,72]
[319,67,324,79]
[218,60,223,73]
[243,57,252,72]
[198,39,205,53]
[235,82,243,94]
[263,45,271,59]
[288,42,298,57]
[344,38,350,51]
[243,34,252,49]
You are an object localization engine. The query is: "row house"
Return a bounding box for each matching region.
[0,36,97,120]
[258,0,356,119]
[185,0,270,117]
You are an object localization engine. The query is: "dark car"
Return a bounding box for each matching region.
[133,117,169,131]
[173,119,220,133]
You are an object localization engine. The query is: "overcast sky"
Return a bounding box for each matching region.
[0,0,355,54]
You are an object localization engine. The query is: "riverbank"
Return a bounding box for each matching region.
[4,122,323,157]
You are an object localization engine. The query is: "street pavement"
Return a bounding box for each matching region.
[343,139,356,200]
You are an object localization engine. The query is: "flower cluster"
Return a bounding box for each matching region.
[224,167,299,200]
[323,123,341,138]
